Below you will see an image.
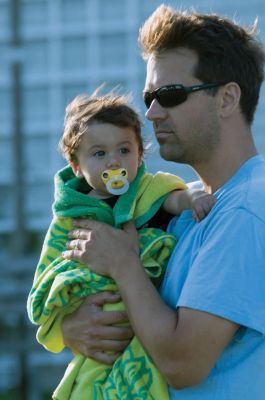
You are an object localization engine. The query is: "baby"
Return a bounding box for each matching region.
[27,89,216,400]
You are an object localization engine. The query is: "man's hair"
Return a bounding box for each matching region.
[59,89,143,162]
[139,4,265,124]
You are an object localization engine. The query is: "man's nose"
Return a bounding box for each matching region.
[145,99,168,121]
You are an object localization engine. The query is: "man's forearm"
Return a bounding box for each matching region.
[112,258,181,383]
[112,258,239,389]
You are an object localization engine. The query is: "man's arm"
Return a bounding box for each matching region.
[107,257,239,388]
[63,219,238,389]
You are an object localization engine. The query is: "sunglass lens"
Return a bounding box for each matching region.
[144,86,188,108]
[157,87,187,107]
[143,92,153,108]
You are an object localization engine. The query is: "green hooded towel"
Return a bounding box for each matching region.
[27,162,186,399]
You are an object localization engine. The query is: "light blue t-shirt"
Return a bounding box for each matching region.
[160,155,265,399]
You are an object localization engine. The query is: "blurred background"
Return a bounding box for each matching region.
[0,0,265,399]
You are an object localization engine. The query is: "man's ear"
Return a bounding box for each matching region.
[219,82,241,119]
[70,161,83,178]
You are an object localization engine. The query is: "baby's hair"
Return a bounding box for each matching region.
[59,87,144,162]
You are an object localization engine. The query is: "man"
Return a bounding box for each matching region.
[62,5,265,398]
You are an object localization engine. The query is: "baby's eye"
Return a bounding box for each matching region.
[120,147,129,154]
[94,150,105,157]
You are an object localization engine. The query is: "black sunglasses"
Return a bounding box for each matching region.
[143,82,224,109]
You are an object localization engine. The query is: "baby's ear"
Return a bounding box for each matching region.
[70,161,83,178]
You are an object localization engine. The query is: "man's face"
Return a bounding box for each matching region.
[144,48,221,166]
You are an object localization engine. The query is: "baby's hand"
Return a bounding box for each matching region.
[189,190,217,222]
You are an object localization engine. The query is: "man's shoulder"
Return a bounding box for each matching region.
[216,156,265,216]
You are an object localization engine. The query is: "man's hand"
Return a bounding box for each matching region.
[63,219,139,279]
[62,291,134,364]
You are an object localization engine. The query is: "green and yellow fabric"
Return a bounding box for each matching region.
[27,162,186,400]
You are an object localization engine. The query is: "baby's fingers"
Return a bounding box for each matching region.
[192,206,206,222]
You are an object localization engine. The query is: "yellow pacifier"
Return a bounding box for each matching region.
[101,168,129,195]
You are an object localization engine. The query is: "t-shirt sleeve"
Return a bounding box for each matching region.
[178,208,265,334]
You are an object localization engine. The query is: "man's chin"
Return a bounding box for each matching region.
[159,147,180,162]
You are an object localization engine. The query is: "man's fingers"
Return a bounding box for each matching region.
[84,291,121,307]
[75,341,123,364]
[90,325,134,341]
[90,351,121,365]
[73,218,106,230]
[99,309,130,325]
[70,343,120,364]
[66,239,84,251]
[62,249,82,261]
[122,220,139,253]
[92,339,131,352]
[122,220,136,233]
[68,229,90,240]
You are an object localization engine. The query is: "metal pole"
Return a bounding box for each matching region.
[10,2,29,400]
[11,0,26,256]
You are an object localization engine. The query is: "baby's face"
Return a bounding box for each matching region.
[72,122,141,198]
